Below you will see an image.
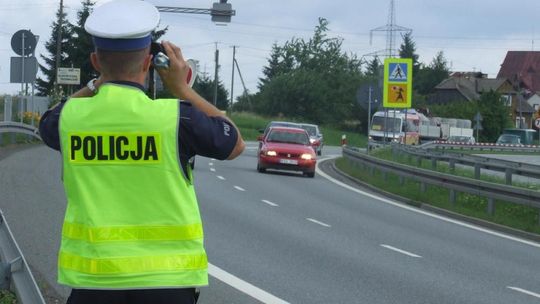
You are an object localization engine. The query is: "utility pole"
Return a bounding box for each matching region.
[368,0,411,59]
[233,57,252,110]
[367,0,411,145]
[213,42,219,106]
[55,0,64,93]
[230,45,236,111]
[516,73,524,128]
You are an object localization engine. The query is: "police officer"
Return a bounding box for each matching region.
[39,0,245,303]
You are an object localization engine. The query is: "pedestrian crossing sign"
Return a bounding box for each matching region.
[389,63,408,82]
[383,58,412,108]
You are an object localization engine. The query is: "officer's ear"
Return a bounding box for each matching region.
[142,53,152,73]
[90,52,102,72]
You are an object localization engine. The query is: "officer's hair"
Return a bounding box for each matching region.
[96,47,150,78]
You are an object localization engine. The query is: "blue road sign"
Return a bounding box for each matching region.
[388,63,408,82]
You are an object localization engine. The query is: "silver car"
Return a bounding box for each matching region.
[299,123,323,156]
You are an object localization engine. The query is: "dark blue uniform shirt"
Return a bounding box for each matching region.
[39,82,238,179]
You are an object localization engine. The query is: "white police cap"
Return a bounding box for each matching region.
[85,0,160,51]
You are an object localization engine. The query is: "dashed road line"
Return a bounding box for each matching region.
[210,168,216,172]
[306,218,331,228]
[380,244,422,258]
[507,286,540,299]
[261,199,278,207]
[209,162,214,166]
[217,175,225,180]
[209,263,290,304]
[234,186,246,192]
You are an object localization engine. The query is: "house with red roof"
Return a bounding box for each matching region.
[498,51,540,128]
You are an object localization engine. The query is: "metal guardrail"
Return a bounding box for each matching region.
[0,210,46,304]
[394,145,540,185]
[421,141,540,153]
[0,122,41,141]
[342,146,540,224]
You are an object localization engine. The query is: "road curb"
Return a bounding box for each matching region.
[320,158,540,244]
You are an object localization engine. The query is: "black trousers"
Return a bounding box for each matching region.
[66,288,199,304]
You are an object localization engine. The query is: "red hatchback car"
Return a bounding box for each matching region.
[257,127,317,177]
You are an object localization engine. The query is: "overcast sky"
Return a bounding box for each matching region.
[2,0,540,100]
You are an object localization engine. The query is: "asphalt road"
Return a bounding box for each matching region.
[1,143,540,303]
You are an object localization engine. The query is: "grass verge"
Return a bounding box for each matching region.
[0,290,17,304]
[335,156,540,235]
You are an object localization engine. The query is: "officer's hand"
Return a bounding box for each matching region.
[156,41,191,99]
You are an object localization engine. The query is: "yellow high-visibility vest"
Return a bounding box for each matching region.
[58,84,208,288]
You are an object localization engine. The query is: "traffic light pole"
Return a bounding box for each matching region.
[156,1,235,107]
[156,1,236,22]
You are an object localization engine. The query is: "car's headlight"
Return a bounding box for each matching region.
[266,150,277,156]
[301,153,312,160]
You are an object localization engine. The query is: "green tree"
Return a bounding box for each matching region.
[476,91,512,142]
[258,43,294,90]
[231,91,255,112]
[427,100,476,123]
[192,72,229,110]
[255,18,364,126]
[69,0,96,91]
[415,51,450,95]
[398,32,420,77]
[36,1,74,97]
[365,56,381,78]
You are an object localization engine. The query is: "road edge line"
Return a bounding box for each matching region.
[316,157,540,249]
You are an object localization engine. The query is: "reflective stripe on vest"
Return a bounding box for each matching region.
[59,252,208,275]
[58,84,207,288]
[62,222,203,242]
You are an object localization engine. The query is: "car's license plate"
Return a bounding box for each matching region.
[279,159,298,165]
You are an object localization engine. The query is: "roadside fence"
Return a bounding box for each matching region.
[394,144,540,185]
[0,210,46,304]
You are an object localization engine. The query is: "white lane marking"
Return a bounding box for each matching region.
[211,158,216,161]
[325,154,341,158]
[262,199,278,207]
[306,218,331,228]
[209,162,214,166]
[217,175,225,180]
[507,286,540,299]
[316,157,540,249]
[380,244,422,258]
[234,186,246,192]
[210,168,216,172]
[209,263,290,304]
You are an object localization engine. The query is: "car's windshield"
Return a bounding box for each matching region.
[498,135,520,143]
[271,122,298,128]
[267,130,309,145]
[371,116,401,133]
[300,125,318,137]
